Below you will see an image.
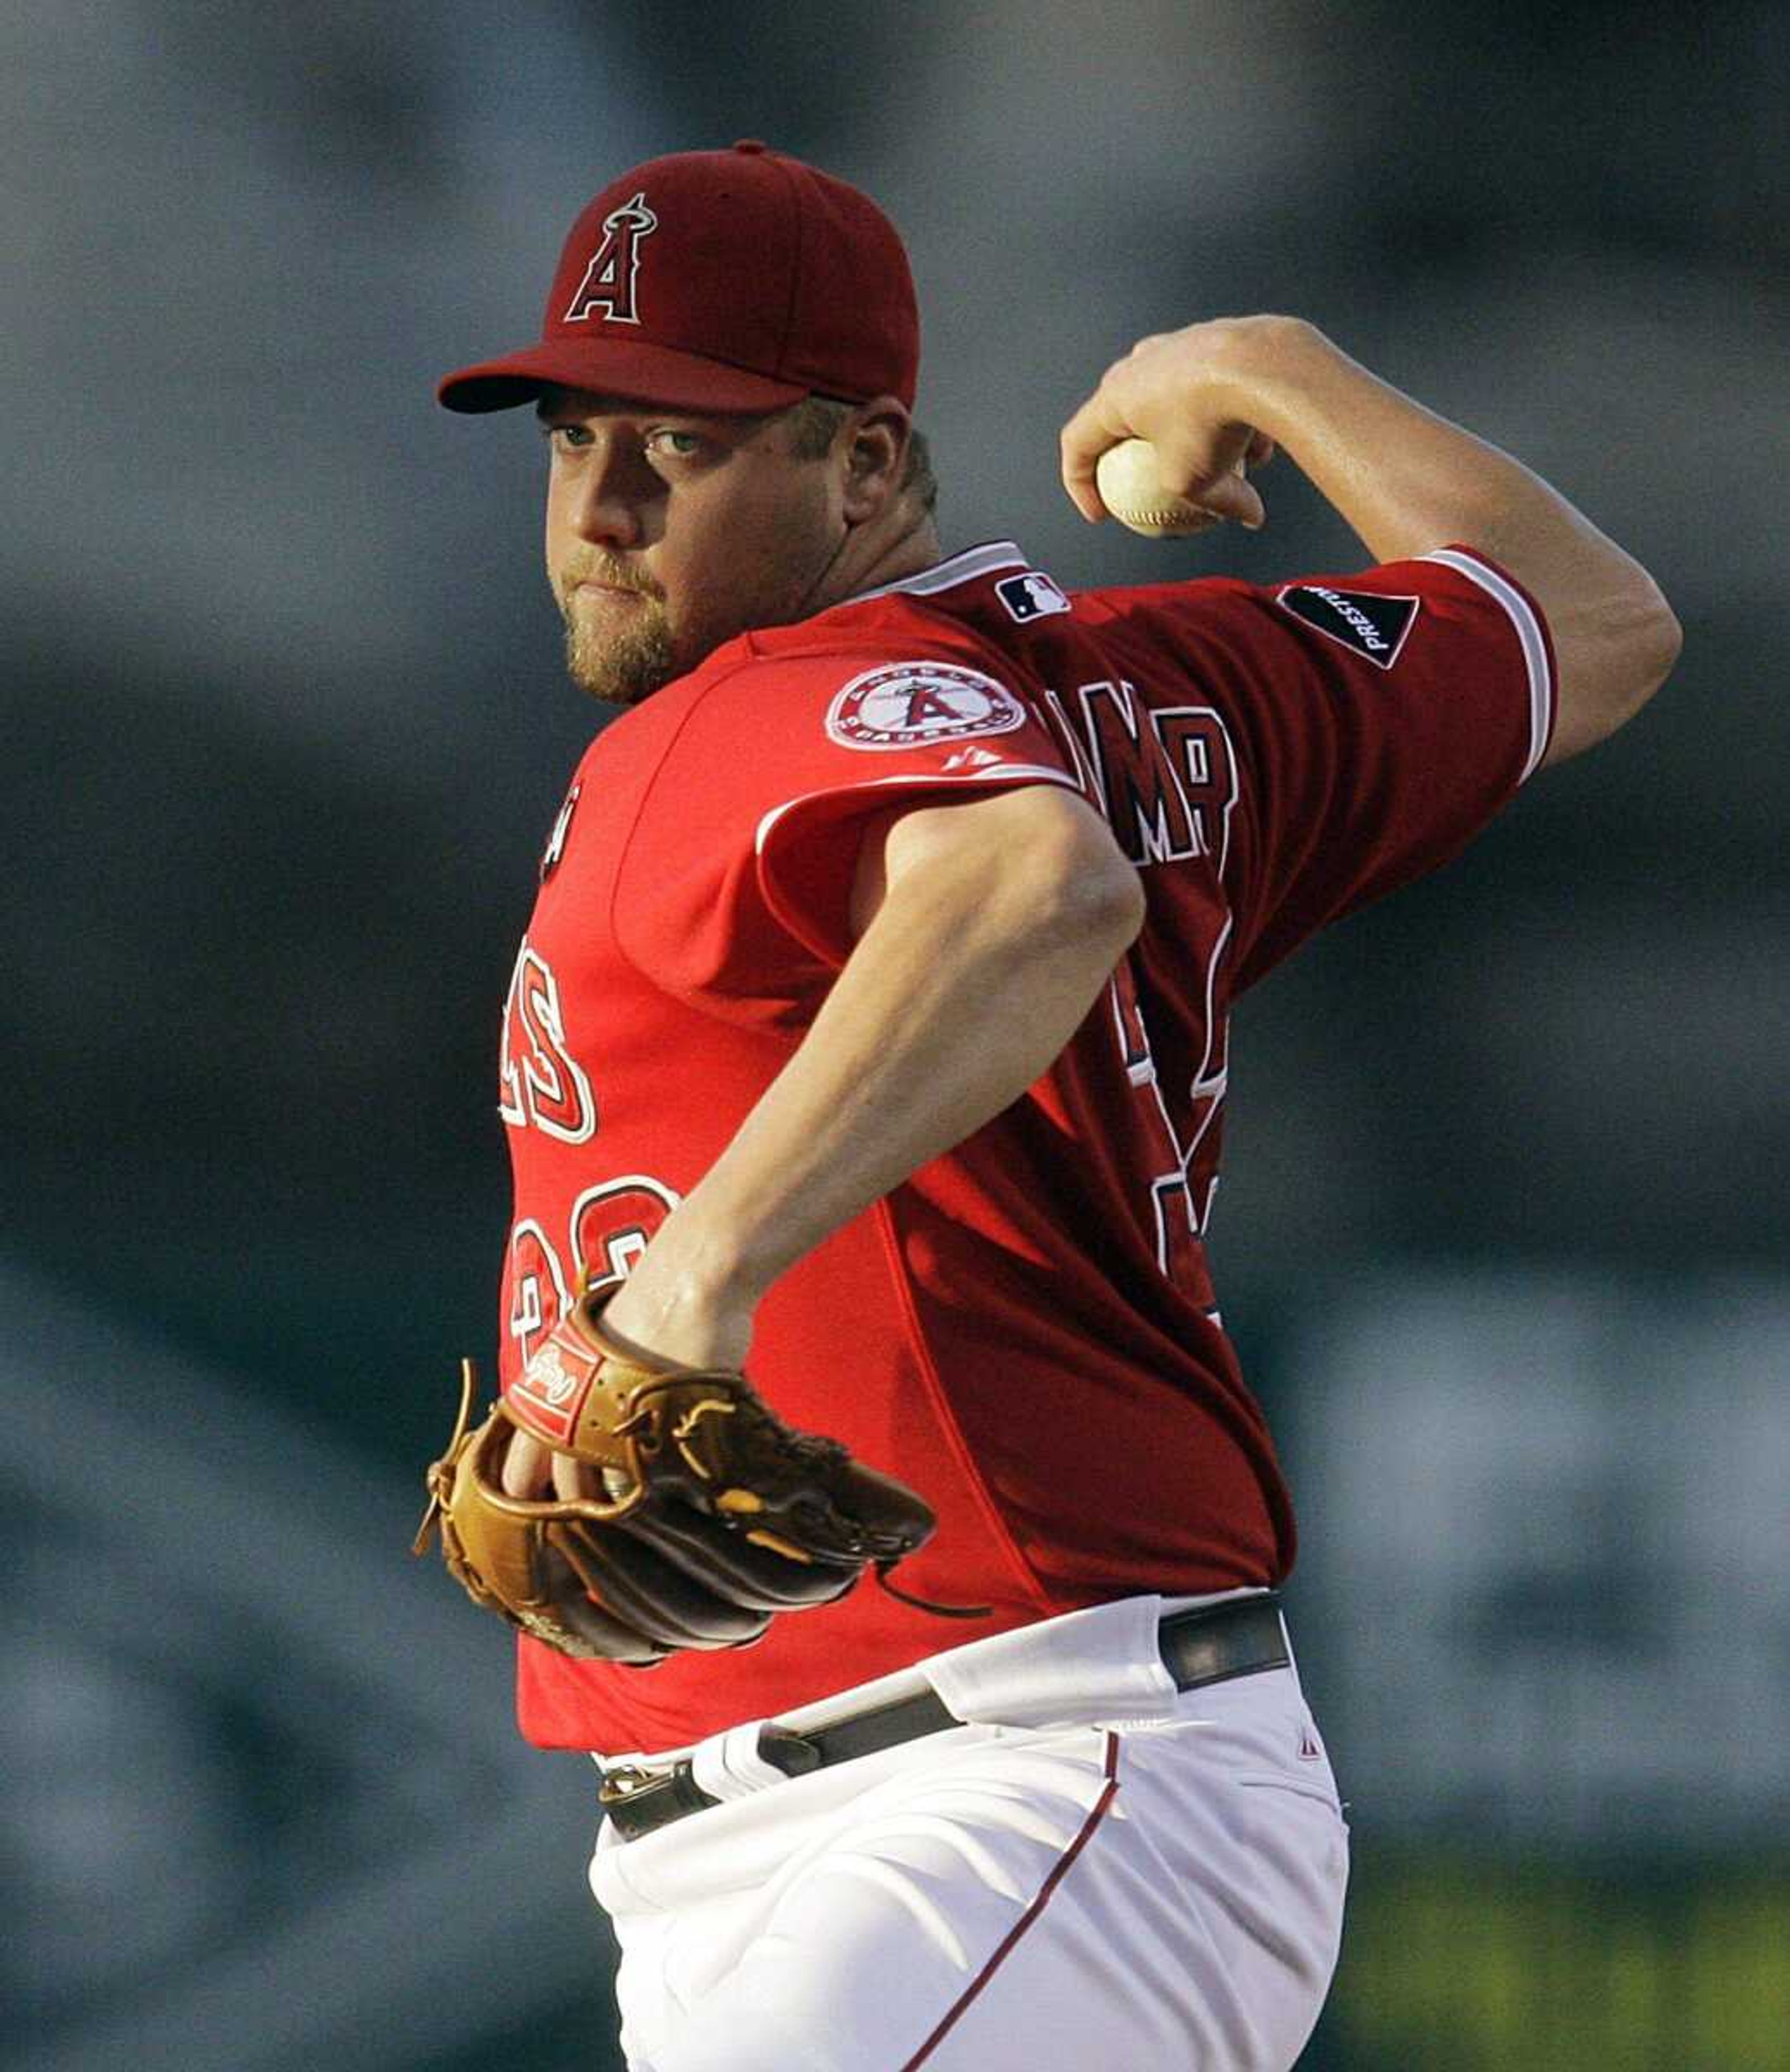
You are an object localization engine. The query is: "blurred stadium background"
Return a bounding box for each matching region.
[6,3,1786,2067]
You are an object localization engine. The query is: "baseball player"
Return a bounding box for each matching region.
[421,142,1679,2072]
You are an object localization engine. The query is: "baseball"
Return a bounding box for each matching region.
[1096,438,1240,538]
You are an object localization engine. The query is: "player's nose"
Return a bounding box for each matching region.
[565,441,647,550]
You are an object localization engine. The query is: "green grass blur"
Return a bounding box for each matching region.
[1329,1854,1790,2070]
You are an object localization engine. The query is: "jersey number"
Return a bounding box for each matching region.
[503,1177,682,1367]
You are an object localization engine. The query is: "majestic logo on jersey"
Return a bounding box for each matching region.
[539,780,580,882]
[563,192,659,327]
[1275,584,1419,670]
[995,570,1072,623]
[826,661,1028,750]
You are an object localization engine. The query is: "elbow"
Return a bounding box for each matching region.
[1610,580,1684,729]
[1640,584,1684,698]
[882,784,1144,959]
[1070,859,1148,957]
[976,793,1144,954]
[1031,823,1147,957]
[1546,574,1683,767]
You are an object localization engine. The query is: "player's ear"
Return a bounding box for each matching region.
[840,398,910,524]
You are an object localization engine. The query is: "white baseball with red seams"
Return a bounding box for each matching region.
[591,1593,1348,2072]
[1095,437,1239,537]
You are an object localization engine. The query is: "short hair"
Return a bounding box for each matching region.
[784,395,937,517]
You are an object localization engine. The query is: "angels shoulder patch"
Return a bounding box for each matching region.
[1276,584,1419,671]
[826,661,1028,751]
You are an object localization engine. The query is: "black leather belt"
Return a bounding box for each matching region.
[599,1591,1288,1844]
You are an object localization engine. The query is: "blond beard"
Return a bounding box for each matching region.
[555,555,676,706]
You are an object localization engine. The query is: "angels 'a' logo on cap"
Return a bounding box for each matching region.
[563,192,660,328]
[826,661,1029,750]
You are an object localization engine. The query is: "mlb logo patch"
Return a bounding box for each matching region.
[996,570,1072,623]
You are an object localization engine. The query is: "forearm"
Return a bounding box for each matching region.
[593,797,1142,1369]
[654,856,1136,1305]
[1213,322,1625,595]
[1211,318,1680,759]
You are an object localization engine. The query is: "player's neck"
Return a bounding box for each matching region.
[822,506,942,614]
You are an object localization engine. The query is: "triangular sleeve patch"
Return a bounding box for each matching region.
[1275,585,1420,670]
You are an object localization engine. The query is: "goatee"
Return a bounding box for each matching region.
[562,602,675,707]
[555,554,676,707]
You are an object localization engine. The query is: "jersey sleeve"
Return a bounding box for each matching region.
[613,643,1079,1024]
[1133,545,1555,992]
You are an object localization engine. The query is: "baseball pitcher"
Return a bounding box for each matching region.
[416,142,1679,2072]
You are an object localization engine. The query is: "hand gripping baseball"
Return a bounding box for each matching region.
[414,1296,955,1663]
[1060,318,1280,532]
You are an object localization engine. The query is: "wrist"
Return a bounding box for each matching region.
[661,1181,790,1304]
[1198,313,1330,435]
[595,1198,774,1371]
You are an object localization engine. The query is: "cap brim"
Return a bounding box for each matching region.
[437,336,812,414]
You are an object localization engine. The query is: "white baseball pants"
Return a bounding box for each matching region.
[589,1592,1349,2072]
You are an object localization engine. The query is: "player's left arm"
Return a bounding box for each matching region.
[595,782,1140,1368]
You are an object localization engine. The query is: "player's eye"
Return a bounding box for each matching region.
[645,428,705,460]
[540,422,594,449]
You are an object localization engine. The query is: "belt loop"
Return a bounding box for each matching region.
[689,1720,786,1804]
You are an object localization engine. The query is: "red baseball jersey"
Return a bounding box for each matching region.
[496,539,1555,1752]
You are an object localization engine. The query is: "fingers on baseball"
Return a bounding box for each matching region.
[1171,426,1273,528]
[1060,346,1186,519]
[1195,466,1267,531]
[1059,395,1130,521]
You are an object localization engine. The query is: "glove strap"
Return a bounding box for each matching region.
[873,1561,992,1622]
[412,1357,481,1556]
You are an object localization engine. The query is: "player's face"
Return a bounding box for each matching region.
[539,389,845,706]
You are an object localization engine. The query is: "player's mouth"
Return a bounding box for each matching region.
[562,552,661,602]
[566,571,664,613]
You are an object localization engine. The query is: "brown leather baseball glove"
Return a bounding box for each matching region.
[413,1297,948,1664]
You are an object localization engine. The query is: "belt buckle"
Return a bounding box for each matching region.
[598,1761,656,1804]
[599,1761,714,1841]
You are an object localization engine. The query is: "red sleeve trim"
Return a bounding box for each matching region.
[1418,546,1558,782]
[753,763,1081,969]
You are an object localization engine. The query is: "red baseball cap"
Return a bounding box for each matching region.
[438,141,919,415]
